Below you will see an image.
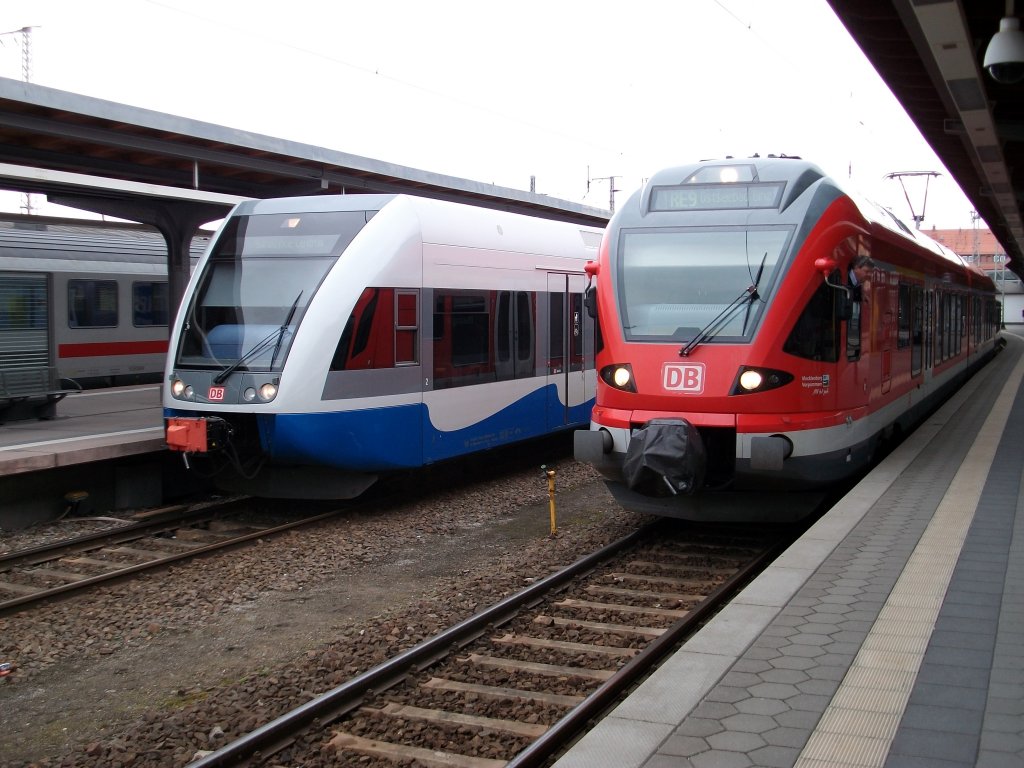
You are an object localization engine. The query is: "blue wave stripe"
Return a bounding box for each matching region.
[166,385,593,470]
[268,386,592,468]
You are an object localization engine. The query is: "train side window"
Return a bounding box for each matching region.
[897,284,911,349]
[395,290,418,365]
[947,294,954,359]
[497,292,512,365]
[911,285,923,376]
[68,280,118,328]
[329,287,396,370]
[451,295,489,367]
[548,291,565,373]
[132,281,169,327]
[782,275,840,362]
[955,294,962,356]
[516,292,534,363]
[432,290,494,389]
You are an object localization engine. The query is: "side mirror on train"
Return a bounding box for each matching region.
[814,256,852,318]
[814,257,837,275]
[584,261,600,319]
[584,285,598,318]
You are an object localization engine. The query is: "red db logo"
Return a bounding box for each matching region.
[663,363,705,393]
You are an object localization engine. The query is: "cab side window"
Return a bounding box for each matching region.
[783,273,841,362]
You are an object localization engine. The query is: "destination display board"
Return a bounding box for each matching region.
[650,182,784,212]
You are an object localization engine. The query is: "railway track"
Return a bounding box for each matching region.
[0,500,345,615]
[189,520,788,768]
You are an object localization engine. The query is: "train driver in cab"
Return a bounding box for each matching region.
[848,255,874,301]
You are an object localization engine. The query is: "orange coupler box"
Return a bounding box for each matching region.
[165,417,209,452]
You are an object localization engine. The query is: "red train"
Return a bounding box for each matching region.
[574,156,1002,522]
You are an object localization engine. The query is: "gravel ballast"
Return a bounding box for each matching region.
[0,458,647,767]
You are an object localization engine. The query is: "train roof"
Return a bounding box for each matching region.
[224,193,604,254]
[0,215,210,267]
[638,156,972,275]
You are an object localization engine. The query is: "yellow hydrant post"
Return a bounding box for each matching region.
[544,466,557,536]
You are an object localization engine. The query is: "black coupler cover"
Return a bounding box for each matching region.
[623,418,706,496]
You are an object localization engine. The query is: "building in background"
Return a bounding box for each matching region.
[928,227,1023,327]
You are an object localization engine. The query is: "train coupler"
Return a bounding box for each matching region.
[165,416,231,454]
[623,418,707,496]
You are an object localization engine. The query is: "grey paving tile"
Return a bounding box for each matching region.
[774,708,822,729]
[643,756,696,768]
[749,745,801,767]
[733,697,789,717]
[899,703,982,734]
[888,727,980,763]
[673,718,724,738]
[706,731,767,752]
[976,751,1024,768]
[922,645,993,669]
[689,751,753,768]
[916,660,991,688]
[720,713,777,734]
[979,731,1024,753]
[885,756,972,768]
[659,733,709,757]
[758,669,809,685]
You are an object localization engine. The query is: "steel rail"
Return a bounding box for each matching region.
[186,520,666,768]
[505,536,789,768]
[0,503,240,570]
[0,506,346,616]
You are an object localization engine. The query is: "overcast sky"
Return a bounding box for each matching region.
[0,0,987,231]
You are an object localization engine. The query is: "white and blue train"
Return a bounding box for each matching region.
[163,194,602,498]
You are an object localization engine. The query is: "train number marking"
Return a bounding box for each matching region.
[208,386,226,401]
[662,363,705,393]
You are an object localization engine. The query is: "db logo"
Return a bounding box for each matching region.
[663,362,705,393]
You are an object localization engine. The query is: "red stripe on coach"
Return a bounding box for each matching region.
[58,340,169,358]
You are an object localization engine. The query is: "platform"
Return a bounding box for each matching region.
[555,331,1024,768]
[0,385,173,530]
[0,384,165,476]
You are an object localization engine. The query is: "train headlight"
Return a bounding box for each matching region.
[600,364,637,393]
[739,370,763,391]
[731,366,794,395]
[171,379,185,397]
[258,382,278,401]
[184,385,195,399]
[242,387,257,402]
[684,164,756,184]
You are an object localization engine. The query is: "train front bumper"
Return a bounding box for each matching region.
[575,406,872,494]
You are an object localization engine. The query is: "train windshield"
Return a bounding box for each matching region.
[617,226,791,342]
[175,210,368,371]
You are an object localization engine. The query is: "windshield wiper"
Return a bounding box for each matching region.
[269,291,303,369]
[740,252,769,334]
[679,253,768,358]
[213,292,303,385]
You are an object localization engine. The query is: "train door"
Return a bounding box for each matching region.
[844,277,870,411]
[0,271,56,396]
[881,288,893,396]
[494,291,535,382]
[924,289,934,373]
[546,273,590,429]
[909,285,923,377]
